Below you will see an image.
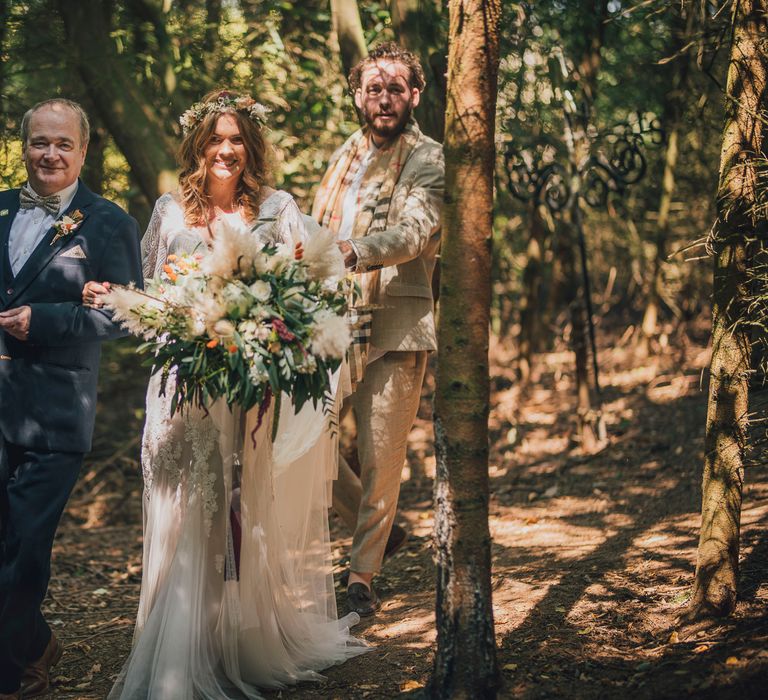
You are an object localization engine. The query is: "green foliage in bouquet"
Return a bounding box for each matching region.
[106,217,351,415]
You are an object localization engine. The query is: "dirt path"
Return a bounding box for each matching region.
[38,332,768,698]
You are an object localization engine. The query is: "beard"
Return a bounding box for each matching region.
[362,102,413,140]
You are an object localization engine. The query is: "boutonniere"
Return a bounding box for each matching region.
[51,209,85,245]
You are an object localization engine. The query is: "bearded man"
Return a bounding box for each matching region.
[312,42,444,617]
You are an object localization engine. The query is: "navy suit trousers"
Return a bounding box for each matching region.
[0,442,82,691]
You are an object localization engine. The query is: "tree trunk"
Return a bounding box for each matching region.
[557,1,609,452]
[688,0,767,619]
[82,123,107,195]
[57,0,178,204]
[0,0,8,118]
[559,202,604,452]
[330,0,367,83]
[390,0,447,141]
[517,200,546,388]
[640,126,678,345]
[640,5,694,349]
[430,1,500,698]
[575,0,609,104]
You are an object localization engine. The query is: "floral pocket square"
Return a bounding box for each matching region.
[59,245,87,260]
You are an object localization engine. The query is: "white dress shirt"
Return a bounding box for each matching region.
[337,144,376,242]
[337,144,387,368]
[8,180,79,276]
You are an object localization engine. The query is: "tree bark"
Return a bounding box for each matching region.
[430,1,501,697]
[0,0,8,119]
[330,0,367,83]
[57,0,178,205]
[640,4,694,348]
[556,0,609,452]
[125,0,191,114]
[688,0,767,619]
[574,0,609,104]
[517,200,546,388]
[390,0,447,141]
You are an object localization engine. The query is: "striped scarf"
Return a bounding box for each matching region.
[313,120,421,385]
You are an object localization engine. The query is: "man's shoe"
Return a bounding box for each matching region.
[21,631,62,698]
[338,524,408,587]
[0,689,22,699]
[347,582,381,617]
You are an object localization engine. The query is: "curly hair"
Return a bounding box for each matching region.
[348,42,426,94]
[177,90,270,228]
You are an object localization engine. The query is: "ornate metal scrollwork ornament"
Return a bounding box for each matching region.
[502,111,664,214]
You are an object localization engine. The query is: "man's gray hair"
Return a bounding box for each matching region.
[20,98,90,148]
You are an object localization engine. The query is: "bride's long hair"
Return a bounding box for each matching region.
[177,89,269,228]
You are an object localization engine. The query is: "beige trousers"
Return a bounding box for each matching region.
[332,350,428,574]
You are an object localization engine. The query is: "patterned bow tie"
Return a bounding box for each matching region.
[19,185,61,216]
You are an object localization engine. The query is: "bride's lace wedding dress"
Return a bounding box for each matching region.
[110,192,367,699]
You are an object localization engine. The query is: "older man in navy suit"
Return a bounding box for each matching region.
[0,99,142,699]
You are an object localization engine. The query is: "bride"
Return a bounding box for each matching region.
[83,90,367,698]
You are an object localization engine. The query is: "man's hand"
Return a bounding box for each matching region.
[337,240,358,269]
[82,280,111,308]
[0,306,31,341]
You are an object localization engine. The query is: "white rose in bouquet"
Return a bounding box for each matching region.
[249,280,272,302]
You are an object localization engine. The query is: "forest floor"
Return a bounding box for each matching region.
[38,322,768,699]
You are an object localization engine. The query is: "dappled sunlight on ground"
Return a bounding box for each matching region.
[38,329,768,698]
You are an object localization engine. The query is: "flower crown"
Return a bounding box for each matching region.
[179,92,270,135]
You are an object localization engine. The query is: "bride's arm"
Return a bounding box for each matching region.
[82,195,174,307]
[274,196,313,247]
[141,195,173,280]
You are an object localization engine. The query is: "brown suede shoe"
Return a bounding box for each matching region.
[0,689,22,699]
[21,631,62,698]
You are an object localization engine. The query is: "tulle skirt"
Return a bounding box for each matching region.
[109,373,368,699]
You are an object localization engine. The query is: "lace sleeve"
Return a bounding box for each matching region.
[275,195,310,247]
[140,194,174,279]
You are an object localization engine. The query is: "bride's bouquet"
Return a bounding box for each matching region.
[105,217,351,415]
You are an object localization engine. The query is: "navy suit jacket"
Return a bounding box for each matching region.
[0,181,143,453]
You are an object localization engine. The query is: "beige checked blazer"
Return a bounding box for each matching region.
[342,125,444,353]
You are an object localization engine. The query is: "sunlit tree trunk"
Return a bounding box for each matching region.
[688,0,767,619]
[331,0,367,82]
[430,0,500,697]
[57,0,177,204]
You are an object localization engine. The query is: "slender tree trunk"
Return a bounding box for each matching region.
[559,101,606,452]
[688,0,767,619]
[552,0,609,452]
[126,0,190,116]
[640,126,679,344]
[82,123,107,195]
[517,200,545,388]
[430,1,500,697]
[0,0,8,118]
[641,5,694,348]
[390,0,447,141]
[57,0,177,204]
[204,0,222,59]
[330,0,367,83]
[575,0,608,103]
